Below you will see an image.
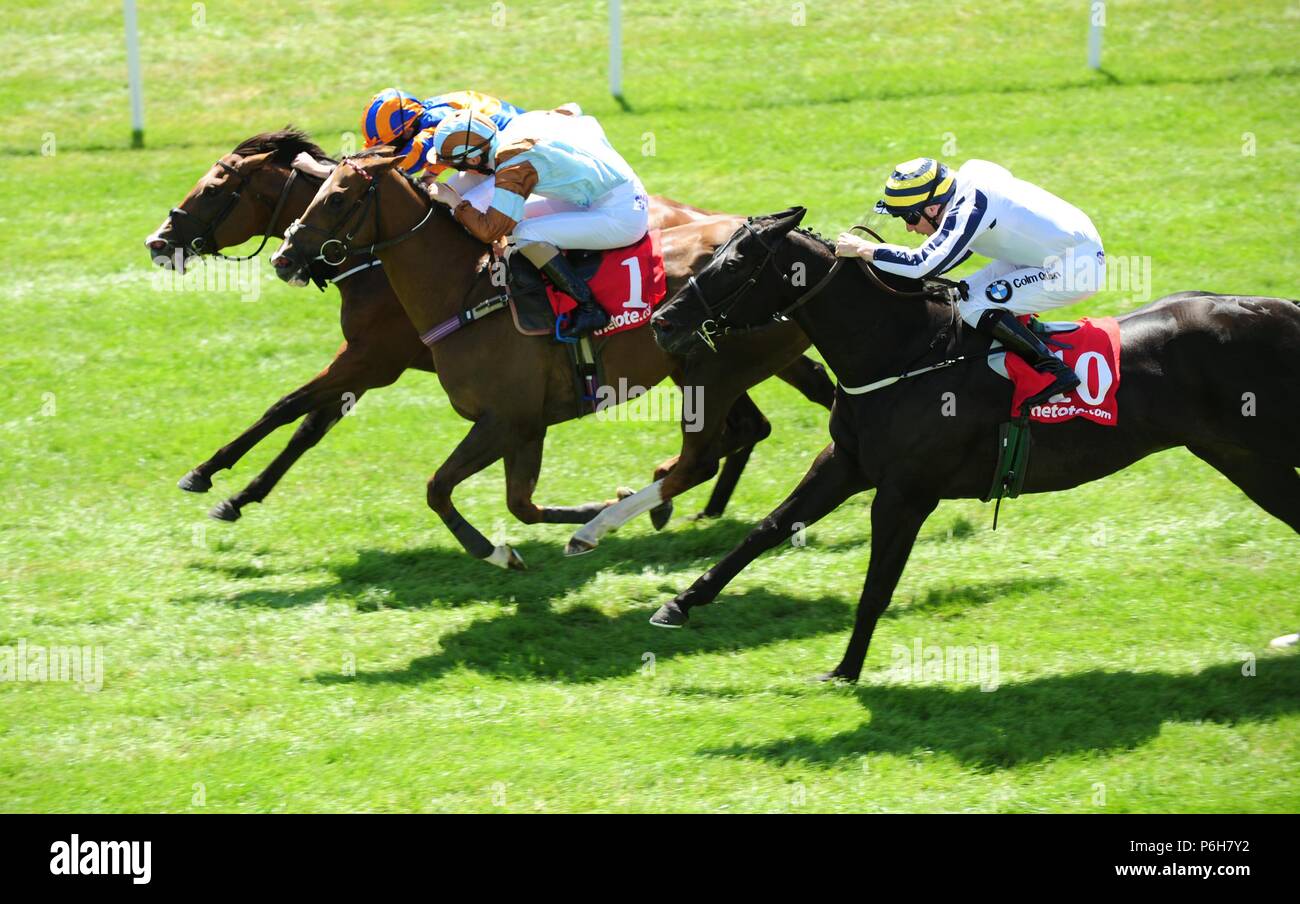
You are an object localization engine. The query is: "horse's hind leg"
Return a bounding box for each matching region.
[563,392,770,555]
[503,431,631,527]
[1189,444,1300,533]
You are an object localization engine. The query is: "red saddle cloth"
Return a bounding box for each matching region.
[546,230,667,338]
[1005,315,1122,425]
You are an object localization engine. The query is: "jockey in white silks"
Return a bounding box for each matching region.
[836,157,1107,403]
[428,108,650,339]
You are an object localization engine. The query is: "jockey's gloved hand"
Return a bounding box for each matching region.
[836,233,874,258]
[291,152,334,180]
[426,181,462,209]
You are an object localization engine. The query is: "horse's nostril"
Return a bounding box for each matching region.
[147,239,167,251]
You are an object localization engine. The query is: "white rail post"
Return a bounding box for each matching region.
[124,0,144,147]
[1088,1,1105,71]
[609,0,623,99]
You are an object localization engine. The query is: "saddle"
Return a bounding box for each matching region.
[984,320,1079,380]
[504,248,604,337]
[504,247,607,417]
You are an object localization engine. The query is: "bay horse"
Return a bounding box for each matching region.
[270,155,833,568]
[145,131,833,523]
[648,206,1300,681]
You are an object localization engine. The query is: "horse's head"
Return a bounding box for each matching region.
[272,151,407,287]
[144,149,289,272]
[651,205,807,356]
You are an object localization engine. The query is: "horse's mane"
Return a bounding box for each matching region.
[792,226,834,253]
[232,127,335,165]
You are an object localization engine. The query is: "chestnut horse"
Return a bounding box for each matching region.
[145,131,833,523]
[648,207,1300,681]
[270,152,831,567]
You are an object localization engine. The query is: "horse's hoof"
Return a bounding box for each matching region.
[649,500,674,531]
[688,510,721,523]
[209,500,242,522]
[486,545,526,570]
[178,470,212,493]
[649,601,688,628]
[615,486,636,500]
[565,536,597,557]
[817,669,858,684]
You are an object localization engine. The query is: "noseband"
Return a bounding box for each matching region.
[284,158,434,267]
[168,158,299,259]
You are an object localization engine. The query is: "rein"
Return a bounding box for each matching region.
[169,159,300,260]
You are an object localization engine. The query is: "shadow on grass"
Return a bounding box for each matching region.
[700,656,1300,770]
[880,577,1063,621]
[314,587,852,684]
[182,517,759,610]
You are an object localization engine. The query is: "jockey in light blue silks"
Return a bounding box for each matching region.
[427,109,650,339]
[836,157,1107,403]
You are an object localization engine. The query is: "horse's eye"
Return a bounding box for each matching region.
[327,194,344,208]
[202,184,220,197]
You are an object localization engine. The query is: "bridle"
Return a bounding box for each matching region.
[168,158,300,259]
[686,222,956,351]
[284,157,435,267]
[681,220,968,395]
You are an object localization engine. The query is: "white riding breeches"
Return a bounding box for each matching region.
[512,180,650,251]
[444,170,497,213]
[958,241,1107,327]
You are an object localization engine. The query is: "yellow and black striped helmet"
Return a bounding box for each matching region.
[874,158,956,217]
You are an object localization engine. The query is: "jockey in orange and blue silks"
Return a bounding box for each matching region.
[361,88,527,180]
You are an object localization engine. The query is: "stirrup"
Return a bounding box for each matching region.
[554,314,578,344]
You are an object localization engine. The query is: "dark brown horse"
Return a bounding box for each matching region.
[145,131,833,523]
[649,207,1300,680]
[270,155,833,567]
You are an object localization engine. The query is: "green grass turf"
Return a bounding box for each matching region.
[0,0,1297,812]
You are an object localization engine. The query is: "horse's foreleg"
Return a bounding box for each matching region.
[825,486,937,683]
[690,391,772,519]
[775,355,836,410]
[178,388,324,493]
[428,416,521,569]
[178,342,397,492]
[208,406,344,522]
[650,441,869,627]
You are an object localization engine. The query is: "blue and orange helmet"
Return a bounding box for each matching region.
[361,88,425,148]
[874,158,956,218]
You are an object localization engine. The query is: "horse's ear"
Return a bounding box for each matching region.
[232,150,276,171]
[758,205,807,237]
[362,154,406,176]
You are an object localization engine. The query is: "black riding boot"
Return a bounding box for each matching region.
[978,309,1080,404]
[543,255,609,339]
